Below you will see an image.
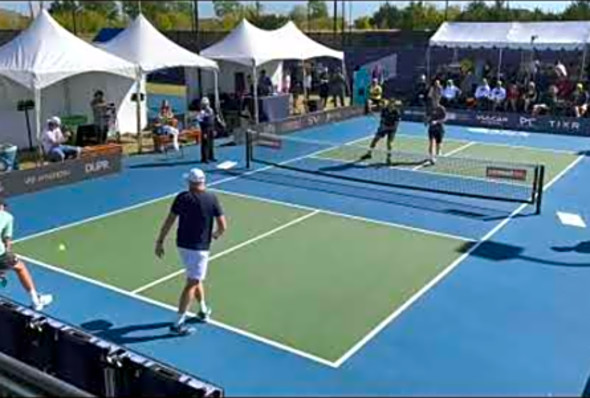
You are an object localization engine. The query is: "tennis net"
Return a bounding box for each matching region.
[245,130,546,213]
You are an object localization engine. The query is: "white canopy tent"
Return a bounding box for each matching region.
[0,10,136,149]
[97,14,219,151]
[201,19,345,122]
[429,21,590,80]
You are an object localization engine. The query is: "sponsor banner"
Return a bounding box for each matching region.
[402,107,590,137]
[0,148,122,198]
[486,167,528,181]
[236,106,365,144]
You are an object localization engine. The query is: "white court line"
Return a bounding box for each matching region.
[14,134,371,244]
[132,210,320,294]
[397,133,579,155]
[332,154,585,367]
[17,254,338,368]
[411,141,477,171]
[210,187,474,242]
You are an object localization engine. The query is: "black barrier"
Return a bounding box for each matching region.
[0,295,223,397]
[235,106,365,144]
[0,149,122,198]
[402,107,590,137]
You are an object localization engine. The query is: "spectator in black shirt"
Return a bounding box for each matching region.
[360,99,401,165]
[258,69,273,96]
[319,67,330,109]
[330,67,347,108]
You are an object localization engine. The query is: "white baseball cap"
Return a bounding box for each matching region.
[183,168,206,184]
[47,116,61,126]
[201,97,210,107]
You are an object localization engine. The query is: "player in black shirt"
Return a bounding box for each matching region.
[426,104,446,165]
[360,99,401,165]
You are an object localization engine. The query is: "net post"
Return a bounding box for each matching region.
[245,129,252,169]
[535,165,545,215]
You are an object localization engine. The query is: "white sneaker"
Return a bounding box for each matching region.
[33,294,53,311]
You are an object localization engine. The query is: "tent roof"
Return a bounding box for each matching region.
[271,21,344,61]
[98,14,218,73]
[201,19,343,66]
[430,21,590,50]
[0,10,136,90]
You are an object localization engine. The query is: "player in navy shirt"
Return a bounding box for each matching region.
[360,99,401,165]
[155,168,227,335]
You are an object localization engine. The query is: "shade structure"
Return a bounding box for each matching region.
[271,21,344,61]
[97,14,218,73]
[0,10,137,149]
[0,9,135,90]
[430,21,590,50]
[97,14,219,151]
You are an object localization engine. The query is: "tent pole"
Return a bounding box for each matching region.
[34,88,42,164]
[135,71,143,154]
[301,61,308,113]
[581,45,587,81]
[497,48,503,81]
[426,46,430,82]
[252,62,260,125]
[213,70,222,120]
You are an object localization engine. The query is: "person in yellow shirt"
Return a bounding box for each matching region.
[368,78,383,112]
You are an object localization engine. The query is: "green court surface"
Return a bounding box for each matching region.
[14,191,469,363]
[316,135,576,184]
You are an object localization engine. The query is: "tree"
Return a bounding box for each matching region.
[457,0,489,21]
[354,16,372,30]
[370,2,403,29]
[562,0,590,20]
[48,0,79,13]
[308,0,328,20]
[289,4,307,27]
[80,1,119,21]
[212,0,242,18]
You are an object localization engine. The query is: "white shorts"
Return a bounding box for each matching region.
[178,248,210,281]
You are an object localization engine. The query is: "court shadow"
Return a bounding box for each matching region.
[240,168,511,221]
[128,159,202,169]
[80,319,180,345]
[458,240,590,267]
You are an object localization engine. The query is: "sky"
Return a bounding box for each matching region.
[0,1,572,19]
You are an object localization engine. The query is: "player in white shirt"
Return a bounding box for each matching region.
[475,79,491,109]
[442,79,461,106]
[490,81,507,110]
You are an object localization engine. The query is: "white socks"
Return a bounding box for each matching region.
[176,312,187,326]
[29,289,39,306]
[200,301,208,313]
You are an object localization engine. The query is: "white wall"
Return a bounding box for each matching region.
[0,72,145,148]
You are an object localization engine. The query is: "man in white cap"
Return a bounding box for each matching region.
[41,116,81,162]
[155,168,227,335]
[196,97,216,164]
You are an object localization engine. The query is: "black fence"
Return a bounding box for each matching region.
[0,294,223,397]
[403,107,590,137]
[0,146,123,198]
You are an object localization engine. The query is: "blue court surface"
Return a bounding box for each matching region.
[4,115,590,395]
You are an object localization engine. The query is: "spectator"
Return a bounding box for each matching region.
[257,69,273,96]
[475,78,491,109]
[533,84,559,116]
[522,81,538,113]
[490,80,507,111]
[554,60,568,79]
[413,74,428,107]
[427,79,442,109]
[158,100,175,123]
[304,68,312,99]
[330,67,347,108]
[572,83,589,118]
[41,117,81,162]
[441,79,461,107]
[319,67,330,109]
[460,70,477,100]
[368,78,383,111]
[506,82,520,113]
[282,71,291,94]
[90,90,109,137]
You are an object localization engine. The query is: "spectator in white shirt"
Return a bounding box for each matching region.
[475,78,491,109]
[490,80,507,110]
[41,117,81,162]
[441,79,461,107]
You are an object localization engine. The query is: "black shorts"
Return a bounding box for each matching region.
[0,253,18,271]
[376,126,397,140]
[428,124,445,144]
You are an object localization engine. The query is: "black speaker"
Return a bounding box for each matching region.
[76,124,106,146]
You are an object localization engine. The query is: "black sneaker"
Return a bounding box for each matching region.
[169,323,195,336]
[359,152,372,161]
[196,307,212,323]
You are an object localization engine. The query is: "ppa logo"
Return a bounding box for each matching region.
[519,116,536,127]
[85,160,110,174]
